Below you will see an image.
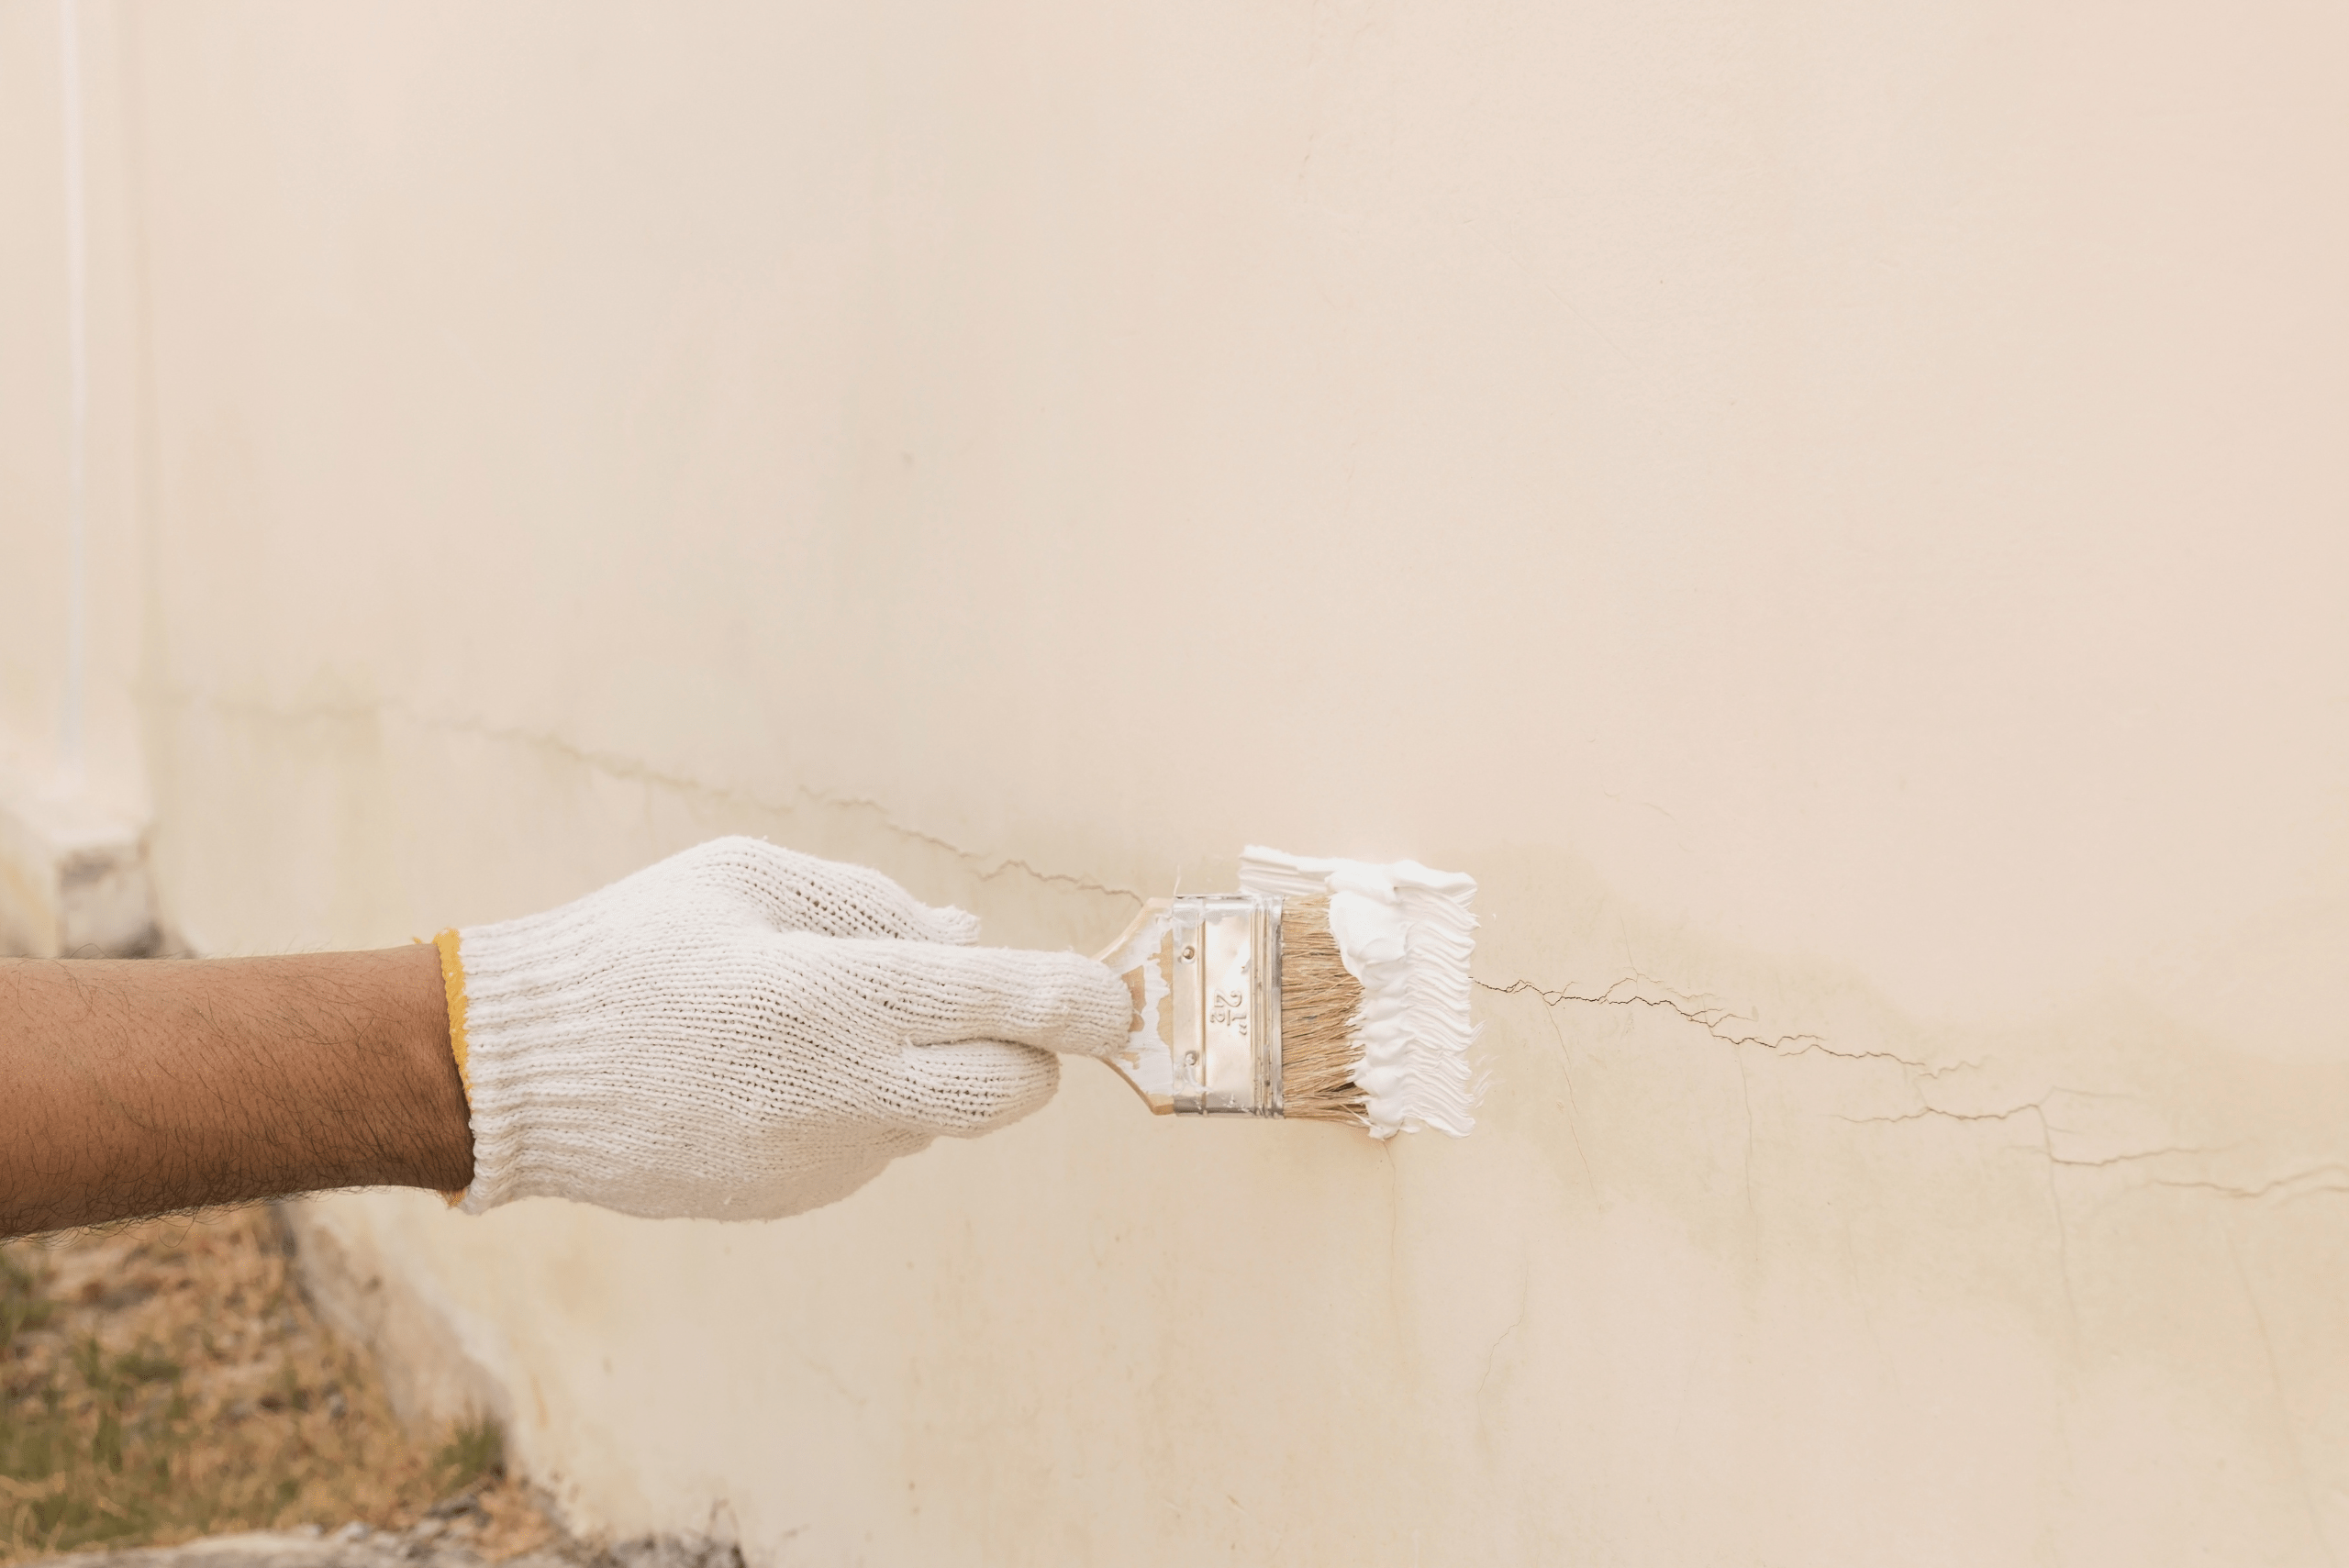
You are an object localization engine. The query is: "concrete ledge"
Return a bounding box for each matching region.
[0,773,159,957]
[18,1520,745,1568]
[279,1197,510,1436]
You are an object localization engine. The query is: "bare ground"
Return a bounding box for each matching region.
[1,1207,560,1565]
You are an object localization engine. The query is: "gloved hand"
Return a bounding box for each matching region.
[435,837,1129,1220]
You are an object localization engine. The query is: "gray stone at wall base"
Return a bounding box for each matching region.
[18,1528,746,1568]
[0,785,159,958]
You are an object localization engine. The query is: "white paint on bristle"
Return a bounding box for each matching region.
[1241,846,1482,1138]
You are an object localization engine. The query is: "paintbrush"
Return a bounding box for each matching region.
[1091,847,1481,1138]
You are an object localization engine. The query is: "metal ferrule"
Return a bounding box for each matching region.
[1165,893,1284,1117]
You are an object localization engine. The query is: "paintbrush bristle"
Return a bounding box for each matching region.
[1278,896,1369,1124]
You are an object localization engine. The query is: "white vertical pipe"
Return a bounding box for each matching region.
[60,0,88,785]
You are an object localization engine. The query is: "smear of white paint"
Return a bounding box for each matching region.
[1241,847,1483,1139]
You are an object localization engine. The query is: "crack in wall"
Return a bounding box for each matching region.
[1837,1098,2089,1340]
[168,687,1149,906]
[1535,1004,1599,1195]
[1517,954,2330,1220]
[1443,896,2340,1265]
[1475,1263,1531,1418]
[1835,1099,2218,1172]
[1474,974,1927,1071]
[2159,1167,2349,1205]
[2226,1227,2340,1566]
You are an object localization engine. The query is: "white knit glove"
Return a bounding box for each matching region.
[442,838,1130,1221]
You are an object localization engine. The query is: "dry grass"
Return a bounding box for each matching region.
[0,1207,557,1564]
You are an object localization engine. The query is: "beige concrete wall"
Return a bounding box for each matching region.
[7,0,2349,1560]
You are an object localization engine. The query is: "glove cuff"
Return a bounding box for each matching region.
[428,929,474,1208]
[441,907,630,1215]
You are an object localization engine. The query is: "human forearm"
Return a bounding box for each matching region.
[3,839,1129,1234]
[0,947,471,1237]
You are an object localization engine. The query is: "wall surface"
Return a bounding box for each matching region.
[6,1,2348,1562]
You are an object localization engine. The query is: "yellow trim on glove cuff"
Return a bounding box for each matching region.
[432,928,473,1208]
